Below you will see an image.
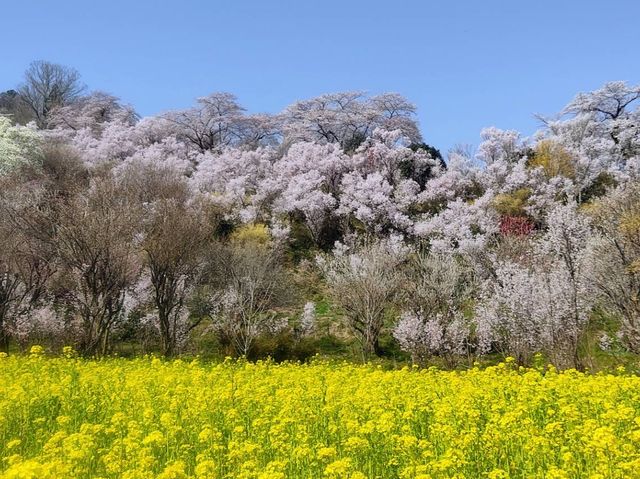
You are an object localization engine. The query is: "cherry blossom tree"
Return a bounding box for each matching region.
[562,81,640,122]
[269,142,351,247]
[48,91,138,133]
[414,192,500,257]
[532,81,640,202]
[394,252,474,365]
[283,92,421,150]
[268,131,437,244]
[476,203,593,367]
[191,147,278,222]
[539,202,593,366]
[337,172,407,233]
[417,150,482,208]
[164,92,279,153]
[476,127,525,166]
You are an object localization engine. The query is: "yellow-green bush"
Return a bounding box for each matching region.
[492,188,532,217]
[1,355,640,478]
[230,224,272,247]
[528,140,575,179]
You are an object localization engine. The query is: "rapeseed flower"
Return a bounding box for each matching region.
[1,356,639,478]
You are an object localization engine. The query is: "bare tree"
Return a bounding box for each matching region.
[39,142,90,196]
[18,60,86,128]
[55,176,141,356]
[142,198,210,357]
[199,238,290,357]
[317,239,407,358]
[0,90,34,124]
[0,177,57,350]
[588,183,640,352]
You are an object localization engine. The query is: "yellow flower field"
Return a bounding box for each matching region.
[1,353,640,479]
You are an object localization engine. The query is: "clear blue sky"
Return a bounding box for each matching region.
[1,0,638,154]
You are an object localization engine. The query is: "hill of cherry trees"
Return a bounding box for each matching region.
[1,61,639,368]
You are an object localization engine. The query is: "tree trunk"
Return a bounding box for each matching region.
[0,327,9,353]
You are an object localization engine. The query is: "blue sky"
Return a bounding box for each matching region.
[1,0,638,154]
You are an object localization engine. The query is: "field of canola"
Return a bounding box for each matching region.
[1,352,640,479]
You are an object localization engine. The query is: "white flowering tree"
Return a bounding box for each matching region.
[163,92,279,153]
[533,81,640,202]
[48,91,138,133]
[0,116,42,176]
[394,252,474,365]
[297,301,316,338]
[414,192,500,258]
[476,203,593,367]
[269,142,352,247]
[282,91,421,150]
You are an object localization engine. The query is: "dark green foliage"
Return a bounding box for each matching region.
[401,142,446,190]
